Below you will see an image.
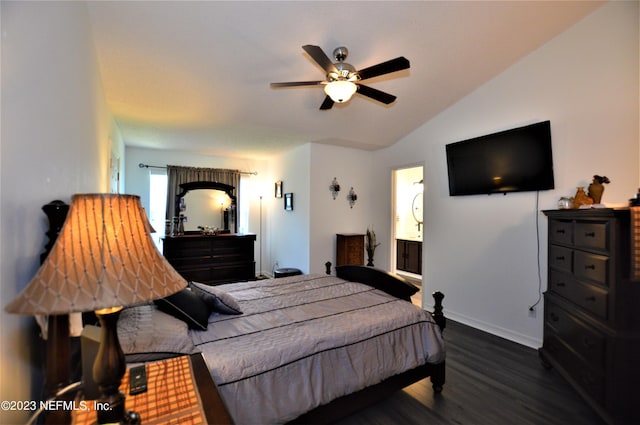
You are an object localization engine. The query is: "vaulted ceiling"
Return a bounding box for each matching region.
[87,1,604,160]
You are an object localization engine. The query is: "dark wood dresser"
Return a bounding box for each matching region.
[541,208,640,425]
[336,234,364,266]
[396,239,422,275]
[163,233,256,285]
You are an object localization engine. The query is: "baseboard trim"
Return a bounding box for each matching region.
[444,310,542,349]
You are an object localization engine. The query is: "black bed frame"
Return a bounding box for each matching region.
[288,273,446,424]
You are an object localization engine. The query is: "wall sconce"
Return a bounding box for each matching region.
[330,177,341,200]
[347,187,358,208]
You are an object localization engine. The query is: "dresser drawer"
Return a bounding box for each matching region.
[545,301,606,369]
[543,330,605,403]
[549,219,573,245]
[574,221,609,252]
[574,251,609,286]
[211,240,254,259]
[167,255,212,268]
[176,265,216,283]
[549,245,573,272]
[549,270,608,319]
[164,238,212,258]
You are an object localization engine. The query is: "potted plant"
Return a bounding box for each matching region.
[365,227,381,267]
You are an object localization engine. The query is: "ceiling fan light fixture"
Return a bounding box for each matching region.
[324,80,357,103]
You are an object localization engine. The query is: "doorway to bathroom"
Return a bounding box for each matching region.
[392,166,424,284]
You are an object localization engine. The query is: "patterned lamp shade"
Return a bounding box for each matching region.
[5,193,187,315]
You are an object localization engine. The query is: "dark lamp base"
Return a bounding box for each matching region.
[93,307,127,425]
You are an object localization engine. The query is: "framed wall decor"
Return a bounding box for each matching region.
[275,181,283,198]
[284,193,293,211]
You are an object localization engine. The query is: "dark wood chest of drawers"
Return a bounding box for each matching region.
[163,233,256,285]
[541,209,640,425]
[336,234,364,266]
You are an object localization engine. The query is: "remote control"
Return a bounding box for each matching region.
[129,365,147,395]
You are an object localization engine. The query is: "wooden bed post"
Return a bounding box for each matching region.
[41,200,73,424]
[432,291,446,333]
[429,291,446,393]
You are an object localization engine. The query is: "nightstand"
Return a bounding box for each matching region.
[72,353,233,424]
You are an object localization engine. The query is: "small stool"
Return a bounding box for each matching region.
[274,268,302,278]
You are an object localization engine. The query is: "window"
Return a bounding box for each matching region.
[149,172,168,251]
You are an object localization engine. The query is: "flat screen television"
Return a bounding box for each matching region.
[445,121,554,196]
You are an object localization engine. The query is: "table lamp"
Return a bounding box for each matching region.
[5,194,188,424]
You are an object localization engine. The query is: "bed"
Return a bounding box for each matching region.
[117,266,446,424]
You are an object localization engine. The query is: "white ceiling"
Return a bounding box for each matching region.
[87,1,604,160]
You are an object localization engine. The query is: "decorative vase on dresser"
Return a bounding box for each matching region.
[540,208,640,425]
[573,187,593,208]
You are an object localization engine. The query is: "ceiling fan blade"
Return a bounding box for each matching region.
[357,84,397,104]
[302,45,337,74]
[270,81,323,87]
[357,57,410,81]
[319,95,334,110]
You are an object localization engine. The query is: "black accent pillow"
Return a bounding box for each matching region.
[154,289,211,330]
[336,265,419,302]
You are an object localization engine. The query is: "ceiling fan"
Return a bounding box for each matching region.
[270,45,410,110]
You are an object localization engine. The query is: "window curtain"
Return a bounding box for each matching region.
[166,165,241,220]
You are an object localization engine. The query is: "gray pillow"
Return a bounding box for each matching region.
[117,304,197,362]
[190,281,243,315]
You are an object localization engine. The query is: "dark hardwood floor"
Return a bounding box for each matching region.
[334,319,604,425]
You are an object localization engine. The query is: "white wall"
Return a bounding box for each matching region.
[373,1,639,347]
[0,2,114,422]
[308,144,375,274]
[266,144,311,274]
[263,143,376,276]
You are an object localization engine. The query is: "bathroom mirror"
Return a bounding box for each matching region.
[412,192,423,232]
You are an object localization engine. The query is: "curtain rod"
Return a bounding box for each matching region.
[138,163,258,176]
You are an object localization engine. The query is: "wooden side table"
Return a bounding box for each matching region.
[72,354,233,425]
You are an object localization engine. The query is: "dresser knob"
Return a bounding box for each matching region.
[585,296,596,302]
[585,264,596,270]
[556,256,565,261]
[556,229,566,234]
[556,282,566,287]
[584,232,596,238]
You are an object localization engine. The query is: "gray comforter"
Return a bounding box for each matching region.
[190,274,445,424]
